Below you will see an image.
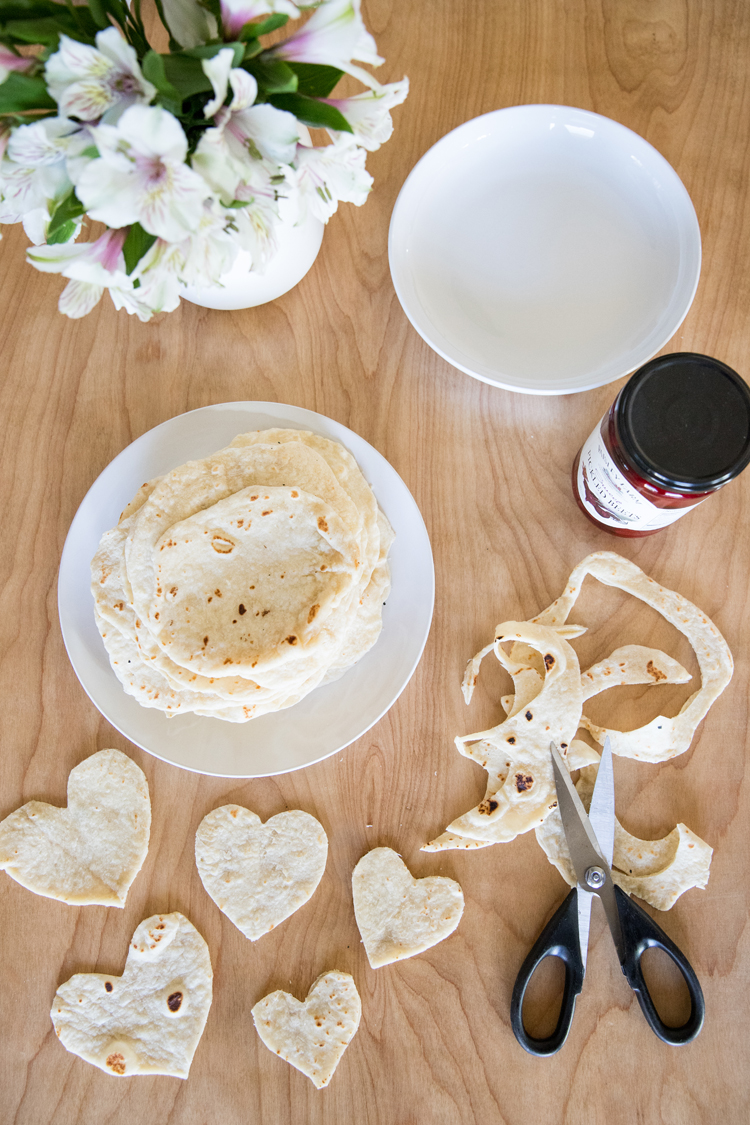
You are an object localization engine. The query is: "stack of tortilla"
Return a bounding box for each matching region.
[91,429,393,722]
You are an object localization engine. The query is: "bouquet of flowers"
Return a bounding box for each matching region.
[0,0,408,319]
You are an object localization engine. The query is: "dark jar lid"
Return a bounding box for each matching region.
[614,352,750,493]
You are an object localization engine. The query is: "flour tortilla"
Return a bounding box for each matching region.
[0,749,150,906]
[252,971,360,1088]
[51,913,212,1078]
[148,486,358,678]
[195,806,327,940]
[126,440,367,636]
[91,430,392,722]
[352,847,464,967]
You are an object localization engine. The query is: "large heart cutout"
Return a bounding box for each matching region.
[195,806,327,940]
[51,913,212,1079]
[0,748,150,906]
[352,847,464,967]
[252,971,360,1088]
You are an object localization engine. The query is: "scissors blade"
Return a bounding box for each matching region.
[577,886,594,973]
[587,736,615,869]
[550,741,625,961]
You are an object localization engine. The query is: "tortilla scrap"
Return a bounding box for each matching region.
[534,552,733,763]
[195,806,327,941]
[51,913,212,1078]
[252,971,361,1089]
[0,749,150,907]
[535,760,713,911]
[352,848,464,967]
[424,553,728,908]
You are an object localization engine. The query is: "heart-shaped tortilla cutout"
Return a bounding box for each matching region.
[0,749,150,906]
[352,848,464,968]
[195,806,327,940]
[51,913,212,1078]
[252,970,360,1088]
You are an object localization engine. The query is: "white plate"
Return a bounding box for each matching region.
[389,104,701,395]
[58,403,434,778]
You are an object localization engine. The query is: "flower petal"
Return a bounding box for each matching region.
[59,278,104,318]
[202,49,235,118]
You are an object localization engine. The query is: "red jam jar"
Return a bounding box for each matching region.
[572,352,750,537]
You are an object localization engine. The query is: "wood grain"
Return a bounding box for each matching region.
[2,1,750,1122]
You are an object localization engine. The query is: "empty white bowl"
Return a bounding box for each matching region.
[388,105,701,394]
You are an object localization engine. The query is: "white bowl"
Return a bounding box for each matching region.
[388,105,701,395]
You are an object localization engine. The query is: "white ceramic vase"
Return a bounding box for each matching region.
[181,206,325,311]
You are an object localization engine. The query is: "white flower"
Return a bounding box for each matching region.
[0,118,85,238]
[27,227,130,317]
[4,116,94,238]
[221,0,301,37]
[144,202,239,286]
[324,78,408,150]
[45,28,156,123]
[290,135,372,223]
[110,269,181,321]
[192,68,298,202]
[274,0,383,88]
[76,105,210,242]
[27,226,183,321]
[227,168,285,269]
[0,45,33,84]
[7,116,90,167]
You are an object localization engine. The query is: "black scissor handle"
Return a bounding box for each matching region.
[614,885,704,1045]
[510,888,585,1056]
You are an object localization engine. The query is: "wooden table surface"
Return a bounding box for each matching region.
[2,1,750,1122]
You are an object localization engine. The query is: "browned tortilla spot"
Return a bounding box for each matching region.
[167,992,183,1012]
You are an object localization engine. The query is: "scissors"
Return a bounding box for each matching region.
[510,738,705,1055]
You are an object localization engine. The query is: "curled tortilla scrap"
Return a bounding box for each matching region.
[535,761,712,911]
[533,552,733,762]
[430,621,584,846]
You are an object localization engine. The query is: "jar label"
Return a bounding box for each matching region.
[576,422,697,530]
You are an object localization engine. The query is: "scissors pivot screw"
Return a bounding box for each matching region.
[584,866,606,890]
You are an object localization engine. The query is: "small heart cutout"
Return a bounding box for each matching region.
[0,749,150,906]
[352,847,464,967]
[51,913,212,1079]
[252,971,361,1088]
[195,806,327,940]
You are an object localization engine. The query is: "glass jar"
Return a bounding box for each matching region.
[572,353,750,537]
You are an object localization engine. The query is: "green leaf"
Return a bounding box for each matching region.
[246,57,297,95]
[286,62,343,98]
[122,223,156,275]
[239,12,288,39]
[269,92,352,132]
[47,188,84,240]
[46,217,77,244]
[3,16,67,44]
[160,55,212,98]
[0,1,73,19]
[141,49,182,103]
[242,38,263,59]
[182,42,244,66]
[86,0,111,30]
[0,71,55,112]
